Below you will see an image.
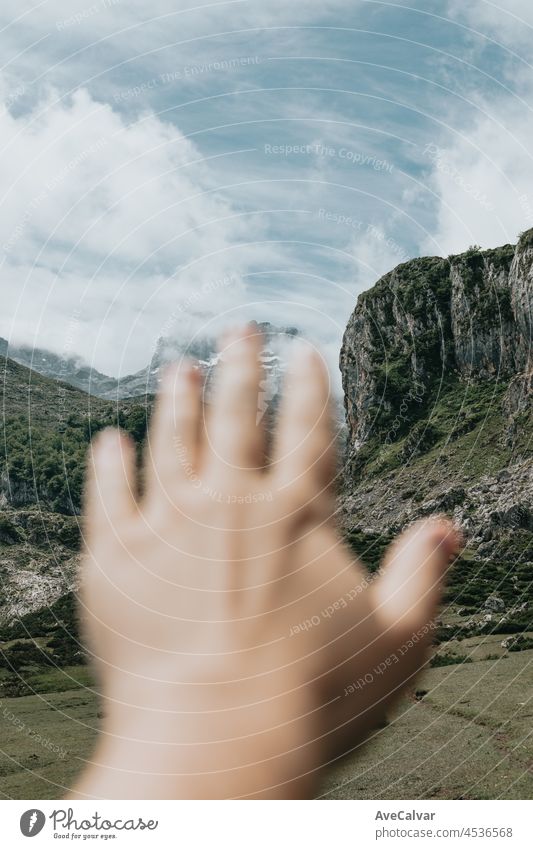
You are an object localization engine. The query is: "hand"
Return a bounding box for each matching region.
[72,326,458,799]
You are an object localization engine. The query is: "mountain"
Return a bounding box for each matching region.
[0,354,149,513]
[0,323,353,438]
[100,320,301,403]
[339,231,532,639]
[0,355,154,634]
[1,241,531,651]
[0,354,114,422]
[0,339,118,397]
[0,320,301,401]
[0,323,301,629]
[340,236,531,449]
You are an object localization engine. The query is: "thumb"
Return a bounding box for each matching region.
[371,518,460,644]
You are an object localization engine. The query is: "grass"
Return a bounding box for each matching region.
[0,666,98,799]
[358,377,514,482]
[321,649,533,800]
[2,647,532,799]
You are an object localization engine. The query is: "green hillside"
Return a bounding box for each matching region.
[0,355,150,514]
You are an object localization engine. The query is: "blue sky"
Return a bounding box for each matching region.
[0,0,532,382]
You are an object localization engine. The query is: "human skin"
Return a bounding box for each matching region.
[72,326,459,800]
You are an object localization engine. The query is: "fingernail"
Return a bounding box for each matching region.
[432,519,462,560]
[447,527,463,559]
[93,427,121,455]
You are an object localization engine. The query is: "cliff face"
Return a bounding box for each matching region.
[339,233,532,636]
[340,234,532,450]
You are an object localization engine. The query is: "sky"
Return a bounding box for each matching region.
[0,0,532,382]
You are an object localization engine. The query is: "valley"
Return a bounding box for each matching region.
[0,234,531,799]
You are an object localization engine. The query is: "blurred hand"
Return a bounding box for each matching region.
[73,326,458,799]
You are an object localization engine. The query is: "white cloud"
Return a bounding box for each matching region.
[0,86,245,267]
[0,0,370,381]
[0,0,356,91]
[0,1,363,130]
[7,0,530,384]
[417,1,533,256]
[0,0,353,33]
[0,82,262,374]
[448,0,533,48]
[349,223,410,288]
[418,110,533,256]
[0,77,357,381]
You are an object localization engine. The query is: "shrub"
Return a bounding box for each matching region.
[508,636,533,652]
[0,641,52,671]
[430,652,473,668]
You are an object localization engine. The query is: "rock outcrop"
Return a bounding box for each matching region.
[338,232,532,580]
[0,508,80,626]
[340,234,531,450]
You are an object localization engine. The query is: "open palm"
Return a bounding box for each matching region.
[74,327,458,799]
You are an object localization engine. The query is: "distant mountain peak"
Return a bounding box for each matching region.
[0,321,302,401]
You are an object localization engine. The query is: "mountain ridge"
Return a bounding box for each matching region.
[0,320,301,401]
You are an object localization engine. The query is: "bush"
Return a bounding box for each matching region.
[430,652,473,668]
[0,640,52,671]
[47,633,86,666]
[508,636,533,652]
[0,406,149,515]
[0,673,33,697]
[0,515,21,544]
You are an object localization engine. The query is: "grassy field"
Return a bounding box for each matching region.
[1,647,532,799]
[322,648,533,800]
[0,666,97,799]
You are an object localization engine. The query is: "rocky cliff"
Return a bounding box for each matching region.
[339,232,532,638]
[340,233,531,452]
